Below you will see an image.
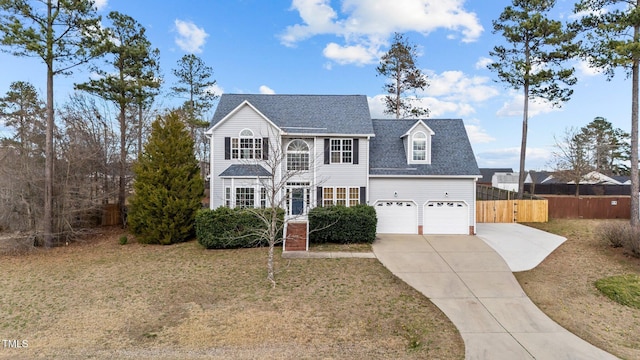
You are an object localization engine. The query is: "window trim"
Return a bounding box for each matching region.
[230,129,262,160]
[286,139,310,171]
[409,131,430,164]
[322,186,359,207]
[235,187,255,209]
[329,138,353,164]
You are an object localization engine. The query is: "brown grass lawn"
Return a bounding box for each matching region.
[0,228,463,360]
[519,219,640,360]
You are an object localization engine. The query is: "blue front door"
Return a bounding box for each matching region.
[291,188,304,215]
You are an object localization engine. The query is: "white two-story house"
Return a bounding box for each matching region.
[207,94,481,244]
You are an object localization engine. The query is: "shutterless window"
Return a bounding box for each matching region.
[412,132,427,161]
[235,187,254,209]
[287,140,310,171]
[225,187,231,208]
[260,187,267,208]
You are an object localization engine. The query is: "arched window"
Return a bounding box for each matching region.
[412,131,427,161]
[287,139,310,170]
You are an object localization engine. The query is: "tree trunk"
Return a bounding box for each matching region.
[43,1,54,248]
[630,48,639,227]
[517,82,529,200]
[267,242,275,287]
[119,104,126,226]
[137,102,143,160]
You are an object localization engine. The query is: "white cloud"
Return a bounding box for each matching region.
[93,0,108,11]
[205,83,224,97]
[476,147,552,169]
[259,85,275,94]
[496,91,562,118]
[475,57,493,70]
[322,42,379,66]
[575,59,602,77]
[569,8,607,20]
[281,0,483,65]
[424,70,499,103]
[465,124,495,144]
[368,68,499,118]
[174,19,208,54]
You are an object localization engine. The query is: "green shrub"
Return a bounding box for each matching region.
[119,235,128,245]
[195,207,284,249]
[309,205,377,244]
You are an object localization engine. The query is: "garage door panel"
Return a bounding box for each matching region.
[375,201,417,234]
[424,201,468,234]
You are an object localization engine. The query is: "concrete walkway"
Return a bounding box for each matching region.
[476,223,567,272]
[372,234,618,360]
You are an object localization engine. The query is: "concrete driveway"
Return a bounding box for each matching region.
[372,233,618,360]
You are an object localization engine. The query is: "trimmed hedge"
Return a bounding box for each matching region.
[309,204,377,244]
[195,207,284,249]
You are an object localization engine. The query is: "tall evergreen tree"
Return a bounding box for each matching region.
[0,0,104,247]
[580,117,630,176]
[489,0,578,199]
[574,0,640,226]
[0,81,46,156]
[0,81,46,232]
[376,32,429,119]
[171,54,218,134]
[128,111,204,245]
[76,11,161,226]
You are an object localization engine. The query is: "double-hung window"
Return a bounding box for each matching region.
[412,132,427,161]
[330,139,352,163]
[323,186,359,207]
[231,129,262,159]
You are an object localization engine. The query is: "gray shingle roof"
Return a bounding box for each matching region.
[211,94,374,135]
[219,164,271,177]
[369,119,480,176]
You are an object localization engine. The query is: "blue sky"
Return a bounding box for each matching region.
[0,0,633,171]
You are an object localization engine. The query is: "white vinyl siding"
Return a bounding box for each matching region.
[316,137,368,188]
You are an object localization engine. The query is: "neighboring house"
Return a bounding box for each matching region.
[491,172,519,192]
[207,94,481,241]
[479,168,513,185]
[525,171,561,185]
[526,170,629,185]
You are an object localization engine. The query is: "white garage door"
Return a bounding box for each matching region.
[424,201,469,234]
[374,201,418,234]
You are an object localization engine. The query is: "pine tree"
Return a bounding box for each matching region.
[128,111,204,245]
[376,33,429,119]
[489,0,577,199]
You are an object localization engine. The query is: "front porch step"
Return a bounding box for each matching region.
[284,221,308,251]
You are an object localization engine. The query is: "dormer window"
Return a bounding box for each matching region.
[412,132,427,161]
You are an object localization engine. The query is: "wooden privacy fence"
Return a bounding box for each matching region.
[543,195,630,219]
[476,200,548,223]
[102,204,121,226]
